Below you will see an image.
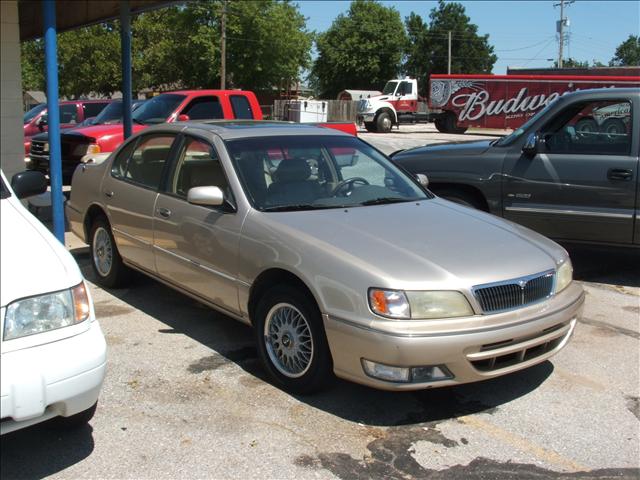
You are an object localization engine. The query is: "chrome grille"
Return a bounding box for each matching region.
[30,140,48,156]
[473,271,554,313]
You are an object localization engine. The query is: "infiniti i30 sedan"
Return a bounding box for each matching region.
[67,121,584,393]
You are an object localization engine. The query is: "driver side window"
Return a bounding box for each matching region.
[544,100,632,155]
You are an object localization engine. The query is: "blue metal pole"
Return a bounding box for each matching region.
[43,0,65,244]
[120,0,132,139]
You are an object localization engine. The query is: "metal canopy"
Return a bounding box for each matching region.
[18,0,173,41]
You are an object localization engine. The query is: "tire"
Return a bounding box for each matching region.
[254,285,333,394]
[89,215,129,288]
[434,112,467,134]
[376,111,392,133]
[434,187,485,210]
[48,402,97,430]
[364,122,377,133]
[601,118,626,140]
[575,118,598,139]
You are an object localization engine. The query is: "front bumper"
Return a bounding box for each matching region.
[324,282,584,391]
[0,321,107,434]
[357,113,375,124]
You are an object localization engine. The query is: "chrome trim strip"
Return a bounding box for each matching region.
[112,227,151,245]
[152,244,238,283]
[505,206,633,219]
[323,291,585,338]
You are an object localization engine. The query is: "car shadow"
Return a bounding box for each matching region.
[71,248,554,428]
[0,423,95,479]
[563,243,640,287]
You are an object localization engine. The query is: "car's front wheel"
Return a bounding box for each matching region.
[254,286,333,394]
[89,215,128,288]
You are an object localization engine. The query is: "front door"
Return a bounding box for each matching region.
[102,133,177,272]
[153,135,244,316]
[502,97,638,245]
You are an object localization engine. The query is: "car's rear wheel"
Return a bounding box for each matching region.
[89,215,128,288]
[601,118,626,140]
[254,286,333,394]
[434,112,467,134]
[48,402,97,430]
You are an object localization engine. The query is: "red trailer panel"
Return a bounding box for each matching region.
[429,74,640,130]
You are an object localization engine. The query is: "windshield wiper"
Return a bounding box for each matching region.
[360,197,420,206]
[261,204,340,212]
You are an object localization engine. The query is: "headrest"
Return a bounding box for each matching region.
[274,160,311,182]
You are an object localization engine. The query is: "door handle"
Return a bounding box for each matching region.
[156,207,172,218]
[103,190,114,198]
[607,168,633,181]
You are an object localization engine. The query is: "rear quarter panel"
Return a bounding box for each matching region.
[67,159,111,242]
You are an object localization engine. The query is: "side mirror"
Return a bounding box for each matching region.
[187,186,224,207]
[415,173,429,188]
[177,114,190,122]
[522,133,544,156]
[36,115,48,130]
[11,170,48,199]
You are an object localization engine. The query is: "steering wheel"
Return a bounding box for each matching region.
[331,177,370,196]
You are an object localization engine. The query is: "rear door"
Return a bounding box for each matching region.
[180,95,227,121]
[102,133,178,272]
[502,95,638,245]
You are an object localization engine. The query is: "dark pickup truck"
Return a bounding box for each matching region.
[392,88,639,247]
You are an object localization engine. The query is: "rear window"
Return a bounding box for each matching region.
[230,95,254,119]
[83,102,109,118]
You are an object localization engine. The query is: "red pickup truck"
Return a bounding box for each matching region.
[23,99,111,155]
[29,90,357,184]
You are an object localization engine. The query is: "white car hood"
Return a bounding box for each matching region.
[0,197,81,308]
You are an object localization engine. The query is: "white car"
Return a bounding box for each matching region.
[0,170,106,434]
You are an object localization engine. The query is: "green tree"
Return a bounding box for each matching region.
[20,1,313,97]
[610,35,640,66]
[403,0,496,90]
[553,58,605,68]
[311,0,407,98]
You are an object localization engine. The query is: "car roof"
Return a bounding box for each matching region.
[141,120,351,140]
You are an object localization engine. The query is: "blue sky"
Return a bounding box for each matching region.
[296,0,640,74]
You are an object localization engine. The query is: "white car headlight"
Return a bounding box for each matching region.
[369,288,473,319]
[4,282,91,340]
[406,291,474,319]
[555,259,573,294]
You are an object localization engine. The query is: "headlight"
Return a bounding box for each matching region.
[555,259,573,293]
[3,283,91,340]
[369,288,473,319]
[406,291,474,319]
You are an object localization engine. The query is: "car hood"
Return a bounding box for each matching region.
[257,199,565,289]
[395,140,493,159]
[60,124,147,143]
[0,197,81,307]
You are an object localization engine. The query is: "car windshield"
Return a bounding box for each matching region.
[23,104,46,123]
[493,97,559,146]
[131,94,186,125]
[382,81,398,95]
[226,135,430,211]
[90,100,144,125]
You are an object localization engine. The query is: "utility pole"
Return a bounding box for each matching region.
[554,0,573,68]
[220,0,227,89]
[447,31,452,74]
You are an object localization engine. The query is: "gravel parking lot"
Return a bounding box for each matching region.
[1,125,638,480]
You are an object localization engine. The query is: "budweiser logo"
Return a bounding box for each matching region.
[452,87,562,122]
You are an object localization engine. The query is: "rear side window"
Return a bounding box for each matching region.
[230,95,253,119]
[182,97,223,120]
[59,104,78,124]
[113,134,175,189]
[83,102,109,118]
